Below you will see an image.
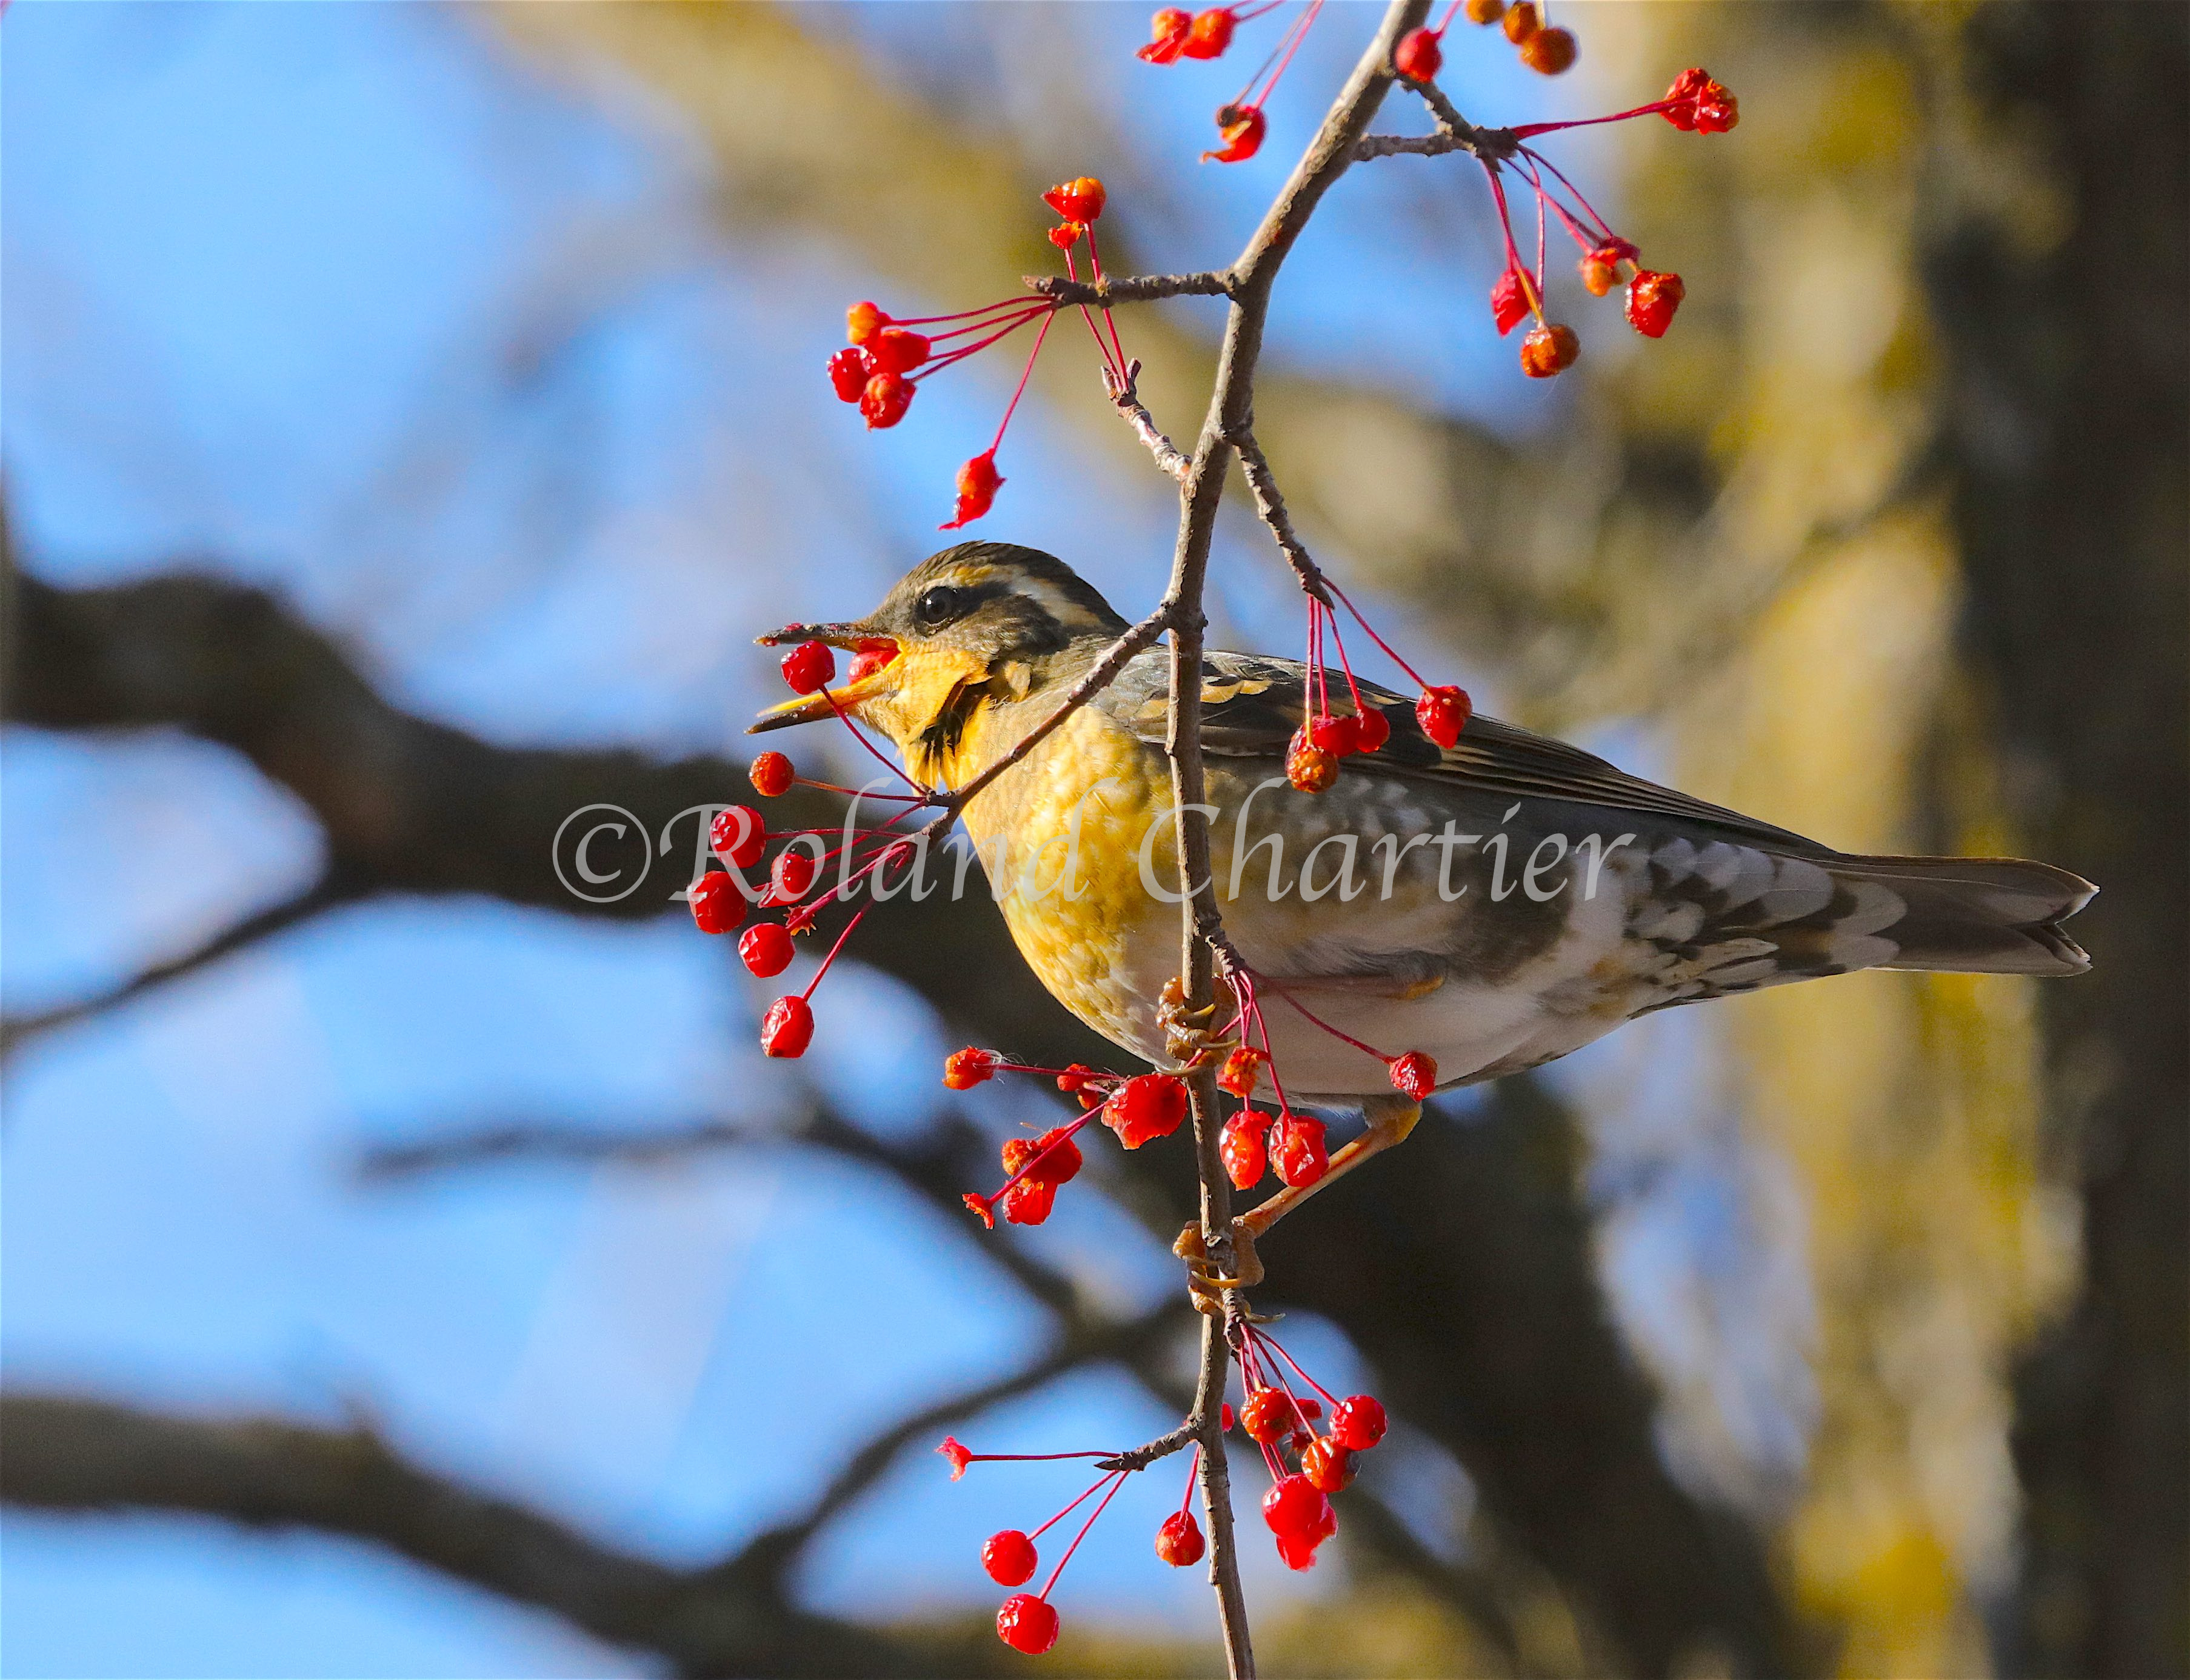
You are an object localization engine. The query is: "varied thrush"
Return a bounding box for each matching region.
[753,542,2093,1236]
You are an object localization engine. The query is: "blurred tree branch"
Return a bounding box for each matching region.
[0,1392,1018,1680]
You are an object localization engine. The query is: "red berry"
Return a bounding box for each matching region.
[1502,0,1538,42]
[1415,685,1470,748]
[1155,1509,1205,1567]
[1625,270,1686,338]
[1047,223,1082,250]
[781,639,836,695]
[1352,708,1391,753]
[1301,1436,1355,1493]
[739,922,795,978]
[995,1594,1059,1655]
[1330,1394,1387,1451]
[944,1047,998,1090]
[771,848,818,902]
[1521,24,1575,74]
[1217,1045,1266,1098]
[1520,321,1580,378]
[1286,733,1339,793]
[1389,1051,1438,1100]
[1041,176,1107,224]
[847,638,898,684]
[1309,713,1362,757]
[1104,1073,1189,1148]
[866,326,930,376]
[1181,6,1234,58]
[1393,25,1443,80]
[1261,1473,1330,1538]
[827,347,871,402]
[1203,102,1265,164]
[1663,68,1738,133]
[860,372,914,429]
[1491,267,1532,337]
[710,805,766,870]
[1056,1064,1108,1108]
[761,994,813,1058]
[1001,1178,1057,1225]
[1241,1388,1300,1444]
[750,752,795,798]
[1138,6,1193,63]
[689,872,746,936]
[941,449,1004,532]
[845,301,889,345]
[1220,1108,1269,1190]
[1004,1127,1083,1188]
[1221,1402,1235,1431]
[1272,1113,1328,1188]
[983,1529,1038,1587]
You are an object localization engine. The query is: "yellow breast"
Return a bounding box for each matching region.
[955,704,1178,1057]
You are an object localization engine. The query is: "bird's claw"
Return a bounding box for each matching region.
[1174,1219,1264,1315]
[1158,976,1235,1067]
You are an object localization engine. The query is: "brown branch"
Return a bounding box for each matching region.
[1028,271,1234,307]
[1,870,360,1058]
[1227,427,1334,605]
[0,1392,1003,1679]
[1137,4,1432,1672]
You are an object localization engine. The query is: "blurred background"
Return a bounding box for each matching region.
[2,3,2182,1676]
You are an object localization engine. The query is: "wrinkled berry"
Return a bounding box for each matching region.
[1286,735,1339,793]
[1241,1388,1300,1444]
[1041,176,1107,224]
[1220,1108,1269,1190]
[771,848,818,902]
[983,1529,1038,1587]
[711,805,766,870]
[866,326,930,376]
[1331,1393,1388,1451]
[739,922,795,978]
[750,752,795,798]
[689,872,745,936]
[761,994,813,1058]
[1301,1436,1355,1493]
[860,372,914,429]
[1272,1113,1328,1188]
[781,640,835,695]
[944,1047,998,1089]
[995,1594,1060,1655]
[1520,321,1580,378]
[1105,1073,1189,1148]
[1625,269,1685,338]
[1155,1509,1205,1567]
[1491,267,1531,336]
[1389,1051,1438,1100]
[827,347,871,402]
[1415,685,1471,748]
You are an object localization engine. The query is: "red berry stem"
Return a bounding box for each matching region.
[797,899,870,1002]
[817,685,933,798]
[964,1116,1093,1222]
[1080,224,1130,382]
[1250,1327,1341,1409]
[1028,1466,1127,1548]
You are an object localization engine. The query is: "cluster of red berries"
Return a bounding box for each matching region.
[1280,594,1473,795]
[829,179,1130,532]
[1232,1327,1388,1568]
[939,1434,1135,1657]
[1134,0,1323,165]
[1220,1105,1328,1191]
[949,1050,1192,1228]
[1393,0,1573,87]
[1220,965,1440,1115]
[1468,67,1739,379]
[689,640,941,1061]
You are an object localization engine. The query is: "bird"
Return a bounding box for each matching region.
[750,541,2094,1244]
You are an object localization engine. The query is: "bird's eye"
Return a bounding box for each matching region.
[915,585,964,627]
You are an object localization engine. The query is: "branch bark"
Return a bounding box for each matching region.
[1142,5,1431,1672]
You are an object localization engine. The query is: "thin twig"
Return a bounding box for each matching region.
[1106,359,1192,484]
[1029,271,1235,307]
[1228,427,1334,604]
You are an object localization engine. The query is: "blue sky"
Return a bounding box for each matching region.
[1,5,1805,1674]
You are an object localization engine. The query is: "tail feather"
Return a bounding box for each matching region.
[1828,854,2095,976]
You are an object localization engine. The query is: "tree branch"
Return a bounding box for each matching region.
[0,1392,1008,1679]
[1,870,360,1058]
[1028,271,1234,307]
[1104,359,1192,484]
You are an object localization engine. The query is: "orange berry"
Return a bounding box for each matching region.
[1155,1510,1205,1567]
[1519,321,1579,378]
[1181,6,1235,58]
[1463,0,1504,21]
[1041,176,1107,224]
[1286,731,1339,793]
[1520,24,1575,74]
[1502,1,1538,43]
[1301,1436,1355,1493]
[845,300,888,345]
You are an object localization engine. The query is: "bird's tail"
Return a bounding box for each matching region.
[1824,853,2095,976]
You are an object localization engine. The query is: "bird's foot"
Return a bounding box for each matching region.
[1158,976,1235,1068]
[1174,1219,1264,1316]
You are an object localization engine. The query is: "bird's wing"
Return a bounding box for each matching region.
[1099,647,1826,855]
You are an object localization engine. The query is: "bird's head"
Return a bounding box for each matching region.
[749,542,1129,772]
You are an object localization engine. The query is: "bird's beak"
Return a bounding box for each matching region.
[747,622,904,735]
